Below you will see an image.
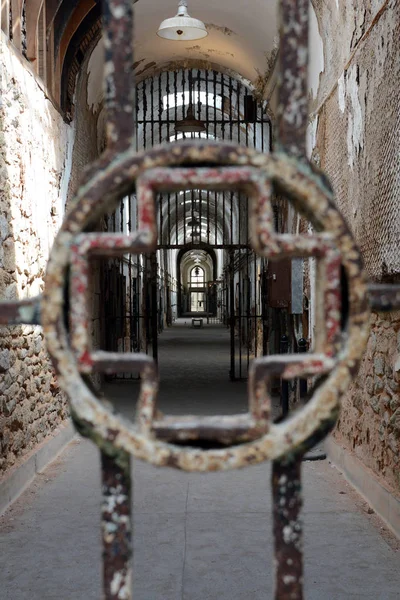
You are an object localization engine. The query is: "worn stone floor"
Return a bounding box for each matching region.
[0,320,399,599]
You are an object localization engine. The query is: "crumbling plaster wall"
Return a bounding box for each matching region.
[309,0,400,491]
[68,43,104,359]
[0,36,74,475]
[67,44,101,202]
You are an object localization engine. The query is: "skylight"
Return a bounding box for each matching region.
[163,91,222,111]
[170,132,215,141]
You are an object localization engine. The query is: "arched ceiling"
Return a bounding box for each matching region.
[133,0,279,84]
[57,0,280,115]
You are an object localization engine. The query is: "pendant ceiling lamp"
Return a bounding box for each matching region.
[157,0,208,41]
[187,216,200,227]
[176,105,206,134]
[175,71,206,134]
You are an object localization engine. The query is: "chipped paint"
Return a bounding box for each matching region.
[253,42,279,102]
[346,65,364,169]
[277,0,310,155]
[337,72,346,112]
[206,48,234,58]
[134,59,253,92]
[205,23,236,36]
[308,5,324,100]
[135,61,157,77]
[306,115,319,159]
[42,141,370,473]
[132,58,145,71]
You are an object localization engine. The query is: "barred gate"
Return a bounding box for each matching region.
[103,67,271,378]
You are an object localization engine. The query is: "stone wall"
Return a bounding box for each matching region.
[0,37,74,475]
[336,311,400,490]
[310,1,400,491]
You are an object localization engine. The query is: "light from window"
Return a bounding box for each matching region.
[163,91,222,111]
[170,132,215,141]
[190,266,205,286]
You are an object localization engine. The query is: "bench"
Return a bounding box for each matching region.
[191,318,203,328]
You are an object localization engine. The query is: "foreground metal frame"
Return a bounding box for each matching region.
[1,0,400,598]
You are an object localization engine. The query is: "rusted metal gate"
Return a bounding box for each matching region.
[224,246,268,380]
[1,1,400,599]
[102,198,147,367]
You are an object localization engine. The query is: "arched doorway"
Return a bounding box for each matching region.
[190,266,206,313]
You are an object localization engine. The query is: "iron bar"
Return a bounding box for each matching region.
[272,458,303,600]
[197,68,201,121]
[101,451,132,600]
[213,70,217,138]
[142,78,147,150]
[150,74,154,147]
[278,0,309,155]
[0,296,41,325]
[298,338,308,399]
[272,1,311,596]
[238,252,243,378]
[368,283,400,311]
[166,71,171,141]
[230,251,235,380]
[136,119,268,125]
[101,0,135,149]
[151,252,158,361]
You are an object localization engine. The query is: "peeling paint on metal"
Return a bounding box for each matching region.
[41,142,371,476]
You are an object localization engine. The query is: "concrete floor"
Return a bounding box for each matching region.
[0,320,399,599]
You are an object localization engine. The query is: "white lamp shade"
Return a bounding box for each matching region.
[157,5,208,41]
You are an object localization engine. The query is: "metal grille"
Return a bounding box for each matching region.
[103,68,271,378]
[135,69,270,151]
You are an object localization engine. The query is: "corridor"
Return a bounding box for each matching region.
[1,322,399,600]
[104,319,261,420]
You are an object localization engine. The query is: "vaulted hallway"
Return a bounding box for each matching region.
[104,320,252,420]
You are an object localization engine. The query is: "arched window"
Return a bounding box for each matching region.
[190,266,205,287]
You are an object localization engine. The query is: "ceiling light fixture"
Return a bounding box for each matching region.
[157,0,208,41]
[175,105,206,134]
[175,70,206,135]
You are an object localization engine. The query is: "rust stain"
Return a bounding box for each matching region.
[205,23,236,37]
[132,58,145,70]
[135,61,157,78]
